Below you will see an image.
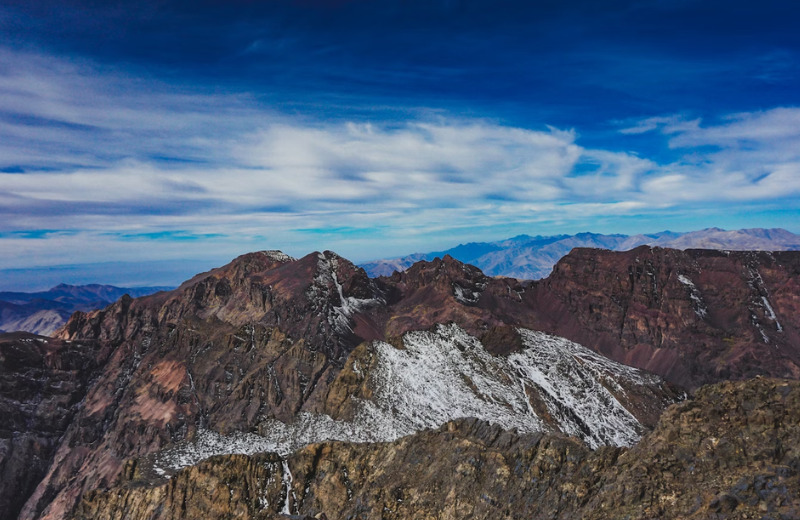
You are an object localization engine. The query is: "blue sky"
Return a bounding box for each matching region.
[1,0,799,289]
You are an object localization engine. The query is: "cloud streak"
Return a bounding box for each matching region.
[0,47,799,272]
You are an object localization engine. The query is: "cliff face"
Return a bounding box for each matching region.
[73,378,800,520]
[0,332,109,520]
[529,247,800,389]
[19,251,378,520]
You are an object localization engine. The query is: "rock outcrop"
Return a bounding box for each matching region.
[530,247,800,389]
[72,378,800,520]
[0,284,170,336]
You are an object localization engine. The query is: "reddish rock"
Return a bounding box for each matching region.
[528,247,800,389]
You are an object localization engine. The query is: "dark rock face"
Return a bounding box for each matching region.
[0,332,108,520]
[72,378,800,520]
[529,247,800,389]
[8,246,800,520]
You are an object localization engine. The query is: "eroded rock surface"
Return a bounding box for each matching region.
[0,332,107,520]
[530,247,800,389]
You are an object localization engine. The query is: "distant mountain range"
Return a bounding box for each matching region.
[360,227,800,279]
[0,284,172,335]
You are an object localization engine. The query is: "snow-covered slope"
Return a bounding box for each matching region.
[149,324,673,476]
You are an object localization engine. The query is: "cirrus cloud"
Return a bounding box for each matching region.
[0,47,799,270]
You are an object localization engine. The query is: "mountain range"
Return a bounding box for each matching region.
[2,245,798,519]
[360,227,800,279]
[0,284,172,336]
[3,228,796,338]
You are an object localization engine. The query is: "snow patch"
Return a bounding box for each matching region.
[761,296,783,332]
[260,250,294,263]
[678,274,708,318]
[745,265,783,337]
[308,253,383,334]
[453,283,481,304]
[281,459,296,515]
[150,324,666,475]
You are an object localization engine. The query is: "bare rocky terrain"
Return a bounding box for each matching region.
[74,378,800,520]
[1,246,799,520]
[0,284,170,335]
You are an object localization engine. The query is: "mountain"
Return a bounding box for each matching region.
[0,332,108,520]
[5,250,679,520]
[3,247,799,520]
[72,377,800,520]
[360,227,800,279]
[0,284,172,335]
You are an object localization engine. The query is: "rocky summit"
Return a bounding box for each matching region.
[2,247,799,520]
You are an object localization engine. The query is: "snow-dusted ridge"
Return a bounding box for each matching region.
[259,250,295,263]
[743,263,784,341]
[307,252,383,334]
[151,324,671,475]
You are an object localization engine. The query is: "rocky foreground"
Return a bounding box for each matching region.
[73,377,800,520]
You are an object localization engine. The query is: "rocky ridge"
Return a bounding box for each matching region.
[0,332,109,520]
[531,247,800,389]
[10,249,680,520]
[72,377,800,520]
[137,322,672,481]
[0,284,171,335]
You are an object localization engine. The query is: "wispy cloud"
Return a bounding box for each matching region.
[620,108,800,205]
[1,47,799,271]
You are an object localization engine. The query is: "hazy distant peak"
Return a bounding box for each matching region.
[360,227,800,280]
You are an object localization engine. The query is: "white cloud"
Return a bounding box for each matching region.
[625,108,800,204]
[1,46,799,269]
[618,115,678,135]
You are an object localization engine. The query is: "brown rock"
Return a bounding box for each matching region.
[0,332,108,520]
[527,247,800,389]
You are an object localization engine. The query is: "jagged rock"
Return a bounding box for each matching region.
[72,378,800,520]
